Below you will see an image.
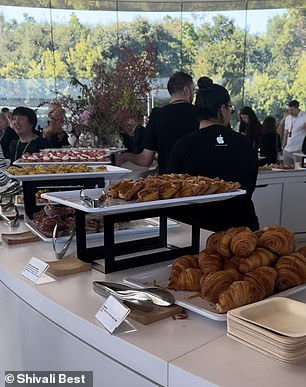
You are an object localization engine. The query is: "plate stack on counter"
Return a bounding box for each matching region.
[227,297,306,363]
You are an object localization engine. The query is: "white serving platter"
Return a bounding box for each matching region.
[124,266,306,321]
[5,165,131,181]
[40,147,110,152]
[41,188,246,215]
[40,147,126,154]
[230,297,306,337]
[13,158,111,166]
[25,216,179,243]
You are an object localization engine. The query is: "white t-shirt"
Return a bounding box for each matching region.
[284,111,306,152]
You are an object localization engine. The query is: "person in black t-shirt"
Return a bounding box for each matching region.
[9,107,50,163]
[259,116,282,165]
[116,71,199,174]
[165,76,259,232]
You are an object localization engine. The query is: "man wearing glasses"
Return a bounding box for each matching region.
[283,100,306,166]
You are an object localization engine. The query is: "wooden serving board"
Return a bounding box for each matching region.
[1,231,39,245]
[127,304,183,325]
[46,256,91,277]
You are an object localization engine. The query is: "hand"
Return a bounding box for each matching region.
[115,152,126,166]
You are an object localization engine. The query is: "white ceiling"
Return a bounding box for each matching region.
[0,0,305,12]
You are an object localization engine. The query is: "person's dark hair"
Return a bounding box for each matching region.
[195,76,230,120]
[12,106,37,129]
[167,71,193,95]
[262,115,277,135]
[1,107,9,113]
[288,100,299,108]
[240,106,260,125]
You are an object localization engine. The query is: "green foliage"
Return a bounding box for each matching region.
[291,53,306,111]
[0,9,305,121]
[244,73,291,121]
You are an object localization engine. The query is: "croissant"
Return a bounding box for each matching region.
[197,248,223,276]
[223,256,243,281]
[216,280,261,313]
[168,255,199,288]
[258,225,295,255]
[216,227,250,258]
[297,246,306,258]
[206,231,225,251]
[174,268,202,291]
[230,230,258,258]
[200,270,236,302]
[276,253,306,291]
[244,266,277,298]
[239,247,277,273]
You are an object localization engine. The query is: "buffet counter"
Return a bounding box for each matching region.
[254,168,306,236]
[1,221,306,387]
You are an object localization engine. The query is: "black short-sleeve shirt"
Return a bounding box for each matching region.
[143,103,199,174]
[165,125,259,231]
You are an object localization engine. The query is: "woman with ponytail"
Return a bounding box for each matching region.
[166,76,259,231]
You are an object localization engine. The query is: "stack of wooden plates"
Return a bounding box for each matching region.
[227,297,306,363]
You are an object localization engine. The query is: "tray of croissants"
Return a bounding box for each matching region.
[124,225,306,321]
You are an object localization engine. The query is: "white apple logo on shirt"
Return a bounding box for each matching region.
[216,134,224,144]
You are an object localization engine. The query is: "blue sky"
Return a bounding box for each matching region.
[0,5,286,34]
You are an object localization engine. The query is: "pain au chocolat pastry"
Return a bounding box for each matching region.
[258,225,295,255]
[239,247,277,273]
[276,252,306,291]
[119,180,146,201]
[174,267,202,291]
[107,179,133,199]
[137,187,159,202]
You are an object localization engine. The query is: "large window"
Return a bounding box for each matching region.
[0,3,305,126]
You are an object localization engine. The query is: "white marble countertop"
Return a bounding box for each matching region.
[1,221,306,386]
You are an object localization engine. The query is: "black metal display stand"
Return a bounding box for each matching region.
[22,177,105,219]
[75,205,201,273]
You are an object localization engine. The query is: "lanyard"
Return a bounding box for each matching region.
[14,138,36,161]
[288,117,296,138]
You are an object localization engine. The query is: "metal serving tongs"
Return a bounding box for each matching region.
[0,204,19,228]
[52,224,75,259]
[93,281,175,312]
[80,188,107,208]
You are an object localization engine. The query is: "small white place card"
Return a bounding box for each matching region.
[95,295,131,333]
[21,257,51,284]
